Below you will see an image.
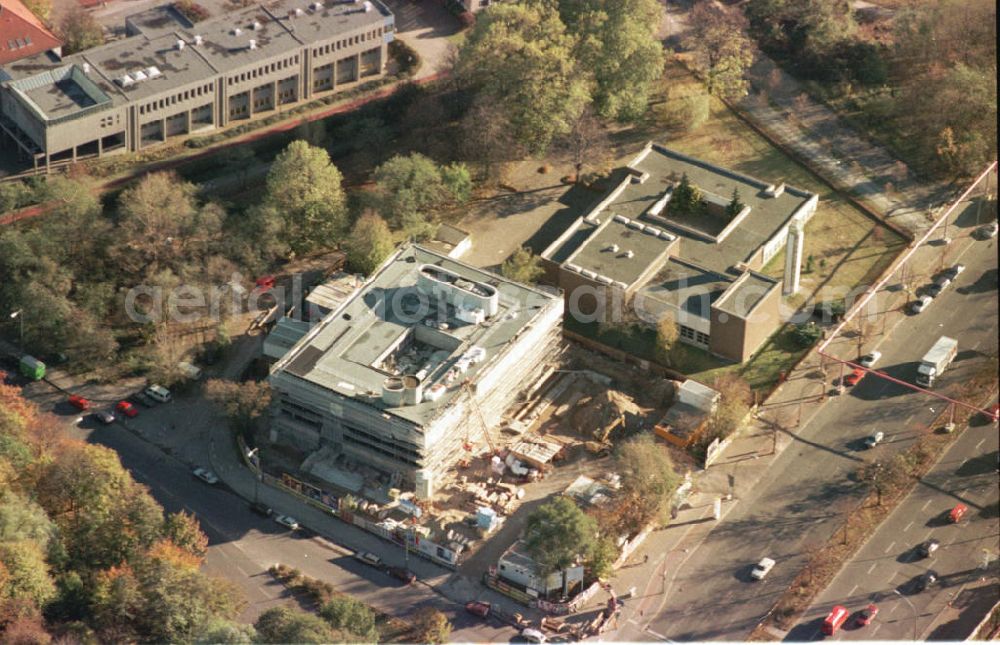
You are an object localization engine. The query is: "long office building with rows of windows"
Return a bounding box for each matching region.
[0,0,393,171]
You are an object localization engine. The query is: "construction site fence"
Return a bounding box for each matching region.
[235,435,459,569]
[484,573,604,615]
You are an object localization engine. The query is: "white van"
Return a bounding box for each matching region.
[521,628,546,643]
[144,384,172,403]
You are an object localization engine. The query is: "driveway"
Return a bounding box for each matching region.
[381,0,460,80]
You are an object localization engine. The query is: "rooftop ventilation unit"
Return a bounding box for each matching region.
[175,39,185,50]
[605,243,619,253]
[643,226,660,236]
[613,214,629,224]
[82,62,90,73]
[311,1,323,9]
[193,34,203,45]
[132,69,148,82]
[363,0,373,11]
[117,73,135,87]
[658,231,673,240]
[146,66,162,78]
[252,20,261,30]
[295,7,305,15]
[627,220,642,230]
[233,27,242,35]
[624,250,635,259]
[249,39,257,49]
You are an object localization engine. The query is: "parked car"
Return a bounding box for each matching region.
[929,276,952,297]
[192,467,219,485]
[255,275,276,291]
[129,392,157,408]
[856,603,879,627]
[943,264,965,280]
[914,570,938,592]
[68,394,91,411]
[144,384,172,403]
[354,551,382,568]
[911,295,933,314]
[387,566,415,584]
[918,538,940,558]
[465,601,491,618]
[273,514,299,531]
[249,502,272,517]
[521,628,546,644]
[92,410,115,425]
[750,557,776,580]
[976,221,998,239]
[864,431,885,449]
[844,368,866,387]
[115,400,139,418]
[860,351,882,368]
[948,503,967,523]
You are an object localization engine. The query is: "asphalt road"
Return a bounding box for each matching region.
[789,405,999,642]
[622,233,998,642]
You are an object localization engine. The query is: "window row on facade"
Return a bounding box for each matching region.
[311,26,383,58]
[138,82,214,115]
[227,55,300,86]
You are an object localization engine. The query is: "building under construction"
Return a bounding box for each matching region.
[268,244,564,498]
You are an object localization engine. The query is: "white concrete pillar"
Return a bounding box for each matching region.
[783,219,804,296]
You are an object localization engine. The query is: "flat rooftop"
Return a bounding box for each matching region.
[271,245,559,427]
[124,4,191,39]
[631,145,814,273]
[636,258,732,322]
[8,64,113,121]
[562,217,675,286]
[267,0,392,47]
[81,33,217,101]
[712,271,780,319]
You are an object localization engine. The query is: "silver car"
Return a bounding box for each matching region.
[911,295,932,313]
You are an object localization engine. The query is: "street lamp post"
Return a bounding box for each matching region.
[9,310,23,346]
[893,589,917,641]
[247,447,261,505]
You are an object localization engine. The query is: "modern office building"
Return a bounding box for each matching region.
[540,143,819,362]
[0,0,393,171]
[268,244,564,498]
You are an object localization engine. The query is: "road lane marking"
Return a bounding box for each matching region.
[885,541,896,554]
[888,604,898,615]
[867,562,877,574]
[903,521,914,532]
[922,499,933,510]
[645,628,668,641]
[849,584,858,596]
[975,438,985,450]
[871,623,881,636]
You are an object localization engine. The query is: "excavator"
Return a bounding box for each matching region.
[584,413,624,456]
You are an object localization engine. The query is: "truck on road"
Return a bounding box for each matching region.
[916,336,958,388]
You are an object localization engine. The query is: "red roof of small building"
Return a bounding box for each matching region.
[0,0,62,65]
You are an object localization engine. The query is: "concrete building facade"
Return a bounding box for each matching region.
[0,0,393,171]
[268,245,564,498]
[540,143,818,363]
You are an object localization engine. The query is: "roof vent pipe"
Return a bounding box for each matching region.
[82,62,90,73]
[233,27,241,35]
[248,39,257,49]
[193,34,203,45]
[624,250,635,259]
[176,39,185,50]
[252,20,261,30]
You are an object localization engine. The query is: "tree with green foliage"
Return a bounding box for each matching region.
[371,153,470,238]
[669,173,702,216]
[195,619,257,644]
[790,322,822,348]
[260,140,348,254]
[59,7,104,55]
[162,511,209,560]
[614,434,681,532]
[455,3,589,155]
[556,0,665,121]
[319,596,377,642]
[254,606,338,644]
[685,3,755,100]
[345,212,395,276]
[412,607,452,645]
[22,0,51,21]
[0,541,56,608]
[524,496,597,575]
[204,380,272,438]
[500,247,544,284]
[588,536,619,580]
[725,188,745,220]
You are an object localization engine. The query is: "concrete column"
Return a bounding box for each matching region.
[272,80,278,109]
[783,219,804,296]
[248,90,254,118]
[161,118,167,142]
[355,52,361,82]
[71,145,77,163]
[97,136,102,157]
[186,109,192,134]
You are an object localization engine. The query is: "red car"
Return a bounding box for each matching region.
[68,394,91,411]
[856,603,879,626]
[844,368,866,387]
[115,400,139,418]
[465,601,491,618]
[948,503,967,523]
[254,275,276,291]
[387,566,415,584]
